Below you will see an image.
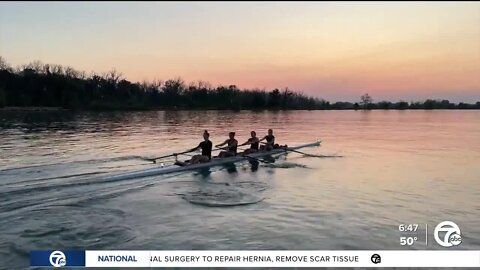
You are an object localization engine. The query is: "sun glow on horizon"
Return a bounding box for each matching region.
[1,2,479,102]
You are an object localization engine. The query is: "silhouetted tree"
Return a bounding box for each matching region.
[281,88,293,109]
[250,89,267,108]
[378,101,392,109]
[424,99,436,109]
[332,102,354,110]
[393,101,409,110]
[317,99,330,109]
[162,78,185,107]
[0,57,478,111]
[268,89,281,108]
[0,56,13,72]
[360,93,373,109]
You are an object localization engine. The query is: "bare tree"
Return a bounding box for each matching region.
[0,56,13,71]
[43,64,51,75]
[104,69,122,84]
[156,80,164,91]
[29,60,44,73]
[360,93,373,109]
[197,80,211,91]
[51,64,64,75]
[65,66,80,78]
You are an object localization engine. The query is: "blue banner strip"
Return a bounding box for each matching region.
[30,250,85,267]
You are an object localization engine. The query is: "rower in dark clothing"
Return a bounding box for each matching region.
[215,132,238,158]
[240,131,260,155]
[259,129,276,150]
[174,130,212,166]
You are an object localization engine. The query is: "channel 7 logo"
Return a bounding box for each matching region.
[49,251,66,267]
[30,250,85,267]
[434,221,462,247]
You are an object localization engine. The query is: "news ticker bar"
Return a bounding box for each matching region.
[31,250,480,268]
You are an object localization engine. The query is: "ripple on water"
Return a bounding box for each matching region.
[0,205,138,268]
[4,205,136,251]
[179,181,269,207]
[181,190,265,207]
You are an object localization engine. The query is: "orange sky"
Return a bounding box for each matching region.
[1,2,479,102]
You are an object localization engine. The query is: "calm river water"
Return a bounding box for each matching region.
[0,110,479,269]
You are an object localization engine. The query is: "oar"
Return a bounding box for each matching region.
[258,141,337,158]
[146,150,192,163]
[213,146,274,164]
[286,148,343,158]
[212,145,249,153]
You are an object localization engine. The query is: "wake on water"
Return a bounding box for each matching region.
[175,151,338,207]
[262,162,309,169]
[0,155,146,173]
[180,191,265,207]
[0,150,325,211]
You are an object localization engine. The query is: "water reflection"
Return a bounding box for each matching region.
[0,110,479,269]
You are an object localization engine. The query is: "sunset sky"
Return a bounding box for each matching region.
[1,2,479,102]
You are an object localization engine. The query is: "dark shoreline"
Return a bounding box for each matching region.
[1,106,479,112]
[0,106,70,112]
[1,60,479,111]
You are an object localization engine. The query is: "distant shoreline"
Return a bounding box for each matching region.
[1,106,479,112]
[0,106,69,112]
[1,58,479,111]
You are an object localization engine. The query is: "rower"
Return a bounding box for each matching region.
[174,130,212,166]
[259,129,276,151]
[240,131,259,155]
[215,132,238,158]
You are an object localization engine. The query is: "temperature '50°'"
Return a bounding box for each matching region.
[400,236,418,246]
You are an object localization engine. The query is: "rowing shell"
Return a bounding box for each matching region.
[104,141,320,181]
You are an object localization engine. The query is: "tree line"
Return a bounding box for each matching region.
[0,57,478,110]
